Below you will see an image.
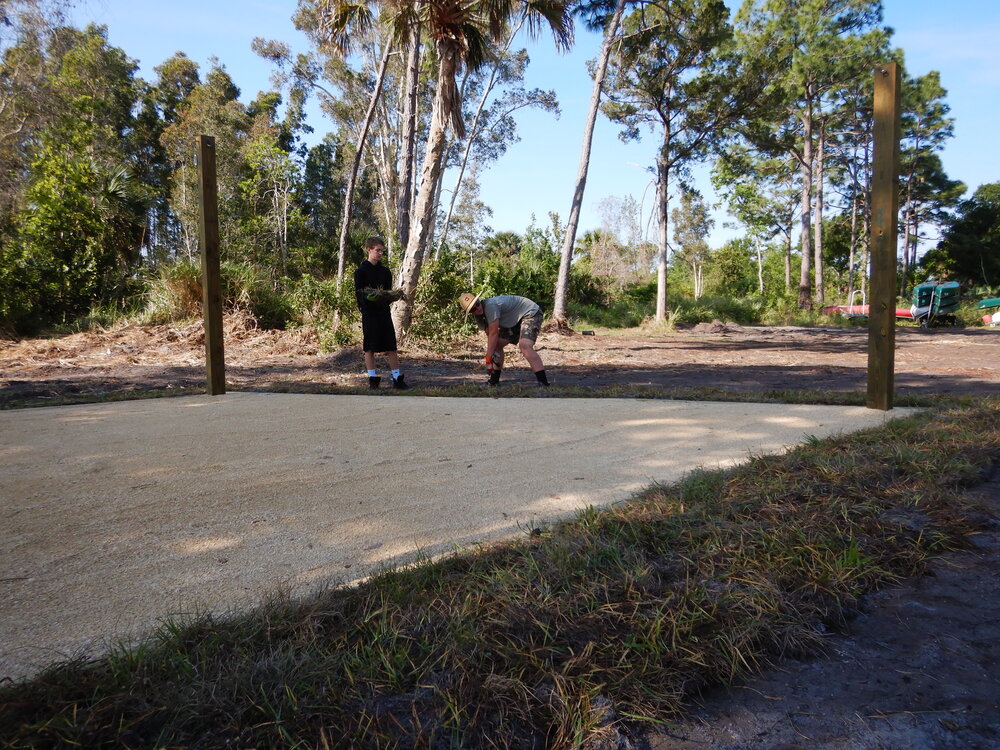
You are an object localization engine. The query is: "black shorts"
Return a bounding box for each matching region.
[361,312,397,352]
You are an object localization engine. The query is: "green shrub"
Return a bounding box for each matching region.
[285,274,359,350]
[407,253,474,346]
[55,296,147,334]
[570,281,656,328]
[758,295,829,327]
[667,295,766,326]
[220,263,294,330]
[474,246,559,311]
[141,262,203,323]
[952,300,990,327]
[141,261,294,329]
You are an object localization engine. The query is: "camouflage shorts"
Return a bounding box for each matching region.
[500,310,542,344]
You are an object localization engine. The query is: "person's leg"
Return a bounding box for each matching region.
[364,350,381,389]
[518,312,548,384]
[386,350,411,389]
[362,314,380,387]
[519,338,545,372]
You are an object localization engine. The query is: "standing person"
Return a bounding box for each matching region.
[354,236,410,390]
[458,292,549,386]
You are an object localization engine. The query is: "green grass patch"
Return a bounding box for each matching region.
[1,399,998,748]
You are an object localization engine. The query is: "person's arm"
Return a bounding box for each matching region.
[484,319,501,370]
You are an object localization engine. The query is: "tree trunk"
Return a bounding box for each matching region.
[552,0,626,324]
[336,40,394,283]
[655,156,670,321]
[785,225,792,291]
[862,135,872,302]
[396,20,420,249]
[849,190,859,299]
[797,105,813,309]
[392,42,458,336]
[812,120,825,304]
[371,100,398,249]
[427,153,448,259]
[755,236,764,295]
[900,205,911,297]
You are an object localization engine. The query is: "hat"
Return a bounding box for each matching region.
[458,291,482,315]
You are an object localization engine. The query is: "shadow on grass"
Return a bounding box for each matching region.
[2,398,998,748]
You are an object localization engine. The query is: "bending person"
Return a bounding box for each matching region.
[458,292,549,387]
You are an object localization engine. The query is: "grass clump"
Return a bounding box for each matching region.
[1,399,998,748]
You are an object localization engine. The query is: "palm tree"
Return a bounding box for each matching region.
[392,0,574,337]
[396,9,422,249]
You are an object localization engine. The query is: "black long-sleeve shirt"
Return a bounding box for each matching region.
[354,260,393,315]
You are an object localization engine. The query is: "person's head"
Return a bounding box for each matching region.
[365,236,386,263]
[458,292,483,317]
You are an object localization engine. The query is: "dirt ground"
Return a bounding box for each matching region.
[2,318,999,748]
[1,315,998,405]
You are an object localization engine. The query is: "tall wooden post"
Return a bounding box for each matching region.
[867,63,900,411]
[198,135,226,395]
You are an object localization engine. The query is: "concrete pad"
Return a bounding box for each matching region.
[1,393,916,681]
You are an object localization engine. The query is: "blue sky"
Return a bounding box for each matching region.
[73,0,1000,247]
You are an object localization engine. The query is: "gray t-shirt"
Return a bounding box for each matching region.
[481,295,540,328]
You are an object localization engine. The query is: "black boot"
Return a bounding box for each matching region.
[534,369,549,386]
[368,376,381,390]
[392,374,411,390]
[488,370,501,386]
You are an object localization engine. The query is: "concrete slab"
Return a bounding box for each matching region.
[1,393,916,681]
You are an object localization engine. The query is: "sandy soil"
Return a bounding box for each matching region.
[1,316,998,404]
[2,318,999,747]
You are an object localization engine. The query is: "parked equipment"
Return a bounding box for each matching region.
[980,297,1000,327]
[820,290,914,321]
[909,280,961,327]
[823,280,963,328]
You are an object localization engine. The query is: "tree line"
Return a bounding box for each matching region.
[1,0,993,338]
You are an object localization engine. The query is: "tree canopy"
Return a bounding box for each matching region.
[921,183,1000,289]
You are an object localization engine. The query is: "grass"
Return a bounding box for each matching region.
[1,380,948,412]
[1,396,998,748]
[260,381,947,409]
[0,387,204,410]
[0,380,955,413]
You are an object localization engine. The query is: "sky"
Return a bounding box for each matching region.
[71,0,1000,248]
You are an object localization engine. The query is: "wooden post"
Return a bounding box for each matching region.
[867,63,900,411]
[197,135,225,395]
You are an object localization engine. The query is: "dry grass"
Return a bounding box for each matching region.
[1,398,998,749]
